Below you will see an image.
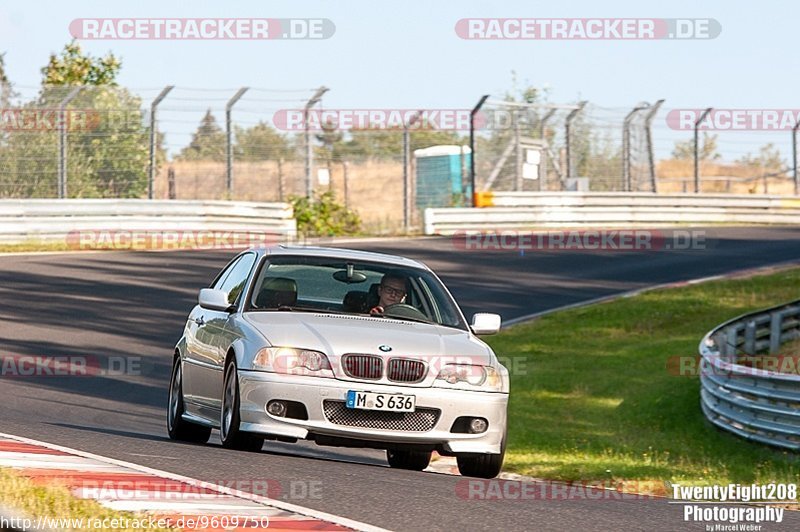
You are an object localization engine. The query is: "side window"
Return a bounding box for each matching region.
[218,253,257,305]
[211,257,241,291]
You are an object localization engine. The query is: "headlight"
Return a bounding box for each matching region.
[434,364,503,391]
[253,347,333,378]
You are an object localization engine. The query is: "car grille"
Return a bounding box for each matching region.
[341,354,383,380]
[322,400,440,432]
[387,358,426,383]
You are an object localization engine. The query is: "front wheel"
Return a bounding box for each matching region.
[386,449,432,471]
[220,359,264,452]
[167,357,211,443]
[456,430,506,478]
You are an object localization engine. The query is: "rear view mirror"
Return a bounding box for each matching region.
[471,313,501,335]
[198,288,233,312]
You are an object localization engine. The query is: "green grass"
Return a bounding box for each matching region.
[489,268,800,493]
[0,240,71,253]
[0,468,176,532]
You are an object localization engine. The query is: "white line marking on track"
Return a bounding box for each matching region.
[504,259,800,327]
[101,501,287,512]
[126,453,182,460]
[0,431,390,532]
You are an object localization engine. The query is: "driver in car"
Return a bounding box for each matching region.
[370,274,407,315]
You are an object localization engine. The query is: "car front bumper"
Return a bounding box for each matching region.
[237,370,508,454]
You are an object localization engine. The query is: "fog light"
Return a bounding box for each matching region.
[468,418,488,434]
[267,400,287,417]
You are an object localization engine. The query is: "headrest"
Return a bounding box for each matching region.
[263,277,296,292]
[368,283,380,301]
[343,290,368,313]
[256,277,297,308]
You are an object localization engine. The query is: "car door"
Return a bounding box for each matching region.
[191,252,257,411]
[183,255,242,408]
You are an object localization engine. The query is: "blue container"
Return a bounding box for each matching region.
[414,145,472,208]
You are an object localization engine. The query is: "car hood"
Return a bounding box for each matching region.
[244,312,494,363]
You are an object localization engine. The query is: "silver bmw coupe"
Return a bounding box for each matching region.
[168,246,509,478]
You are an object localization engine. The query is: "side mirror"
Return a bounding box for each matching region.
[198,288,234,312]
[471,313,501,335]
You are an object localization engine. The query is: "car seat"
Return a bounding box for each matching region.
[255,277,297,308]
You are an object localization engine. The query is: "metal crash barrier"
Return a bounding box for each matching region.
[0,199,296,244]
[424,192,800,234]
[699,300,800,450]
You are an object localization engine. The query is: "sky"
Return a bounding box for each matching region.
[1,0,797,160]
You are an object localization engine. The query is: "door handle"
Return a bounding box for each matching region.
[194,316,205,325]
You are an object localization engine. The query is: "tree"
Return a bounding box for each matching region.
[41,40,120,86]
[474,75,551,190]
[0,52,17,147]
[0,52,12,107]
[42,42,147,197]
[736,143,786,172]
[507,70,550,105]
[328,122,464,161]
[178,110,226,161]
[315,121,344,167]
[0,53,7,85]
[672,133,721,161]
[234,121,295,162]
[0,42,150,198]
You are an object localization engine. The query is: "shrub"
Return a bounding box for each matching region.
[290,191,361,237]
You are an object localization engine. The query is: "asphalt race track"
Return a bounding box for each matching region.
[1,226,800,530]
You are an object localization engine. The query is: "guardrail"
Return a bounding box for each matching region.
[699,300,800,451]
[424,192,800,234]
[0,199,296,243]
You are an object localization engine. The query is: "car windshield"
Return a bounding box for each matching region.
[247,255,468,330]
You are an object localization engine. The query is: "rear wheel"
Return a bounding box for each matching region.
[456,430,506,479]
[386,449,432,471]
[220,359,264,452]
[167,357,211,443]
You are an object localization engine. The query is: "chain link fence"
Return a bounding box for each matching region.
[3,84,800,231]
[0,85,148,198]
[473,101,664,193]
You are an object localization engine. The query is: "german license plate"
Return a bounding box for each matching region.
[346,390,416,412]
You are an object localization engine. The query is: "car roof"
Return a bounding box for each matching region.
[252,245,430,271]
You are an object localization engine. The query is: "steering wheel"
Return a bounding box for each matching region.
[382,303,429,321]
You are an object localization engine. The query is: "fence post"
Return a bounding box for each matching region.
[513,109,522,191]
[148,85,173,199]
[58,87,82,199]
[403,111,422,233]
[793,118,800,195]
[539,108,557,191]
[225,87,249,198]
[340,160,349,209]
[565,101,587,182]
[717,329,728,358]
[167,167,176,200]
[277,158,284,202]
[644,99,664,193]
[712,331,727,357]
[769,311,783,354]
[694,107,712,194]
[469,95,489,207]
[622,102,648,192]
[304,86,329,198]
[724,326,739,360]
[744,320,757,355]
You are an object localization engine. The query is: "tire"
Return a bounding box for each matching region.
[167,357,212,443]
[220,358,264,452]
[386,449,432,471]
[456,430,506,479]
